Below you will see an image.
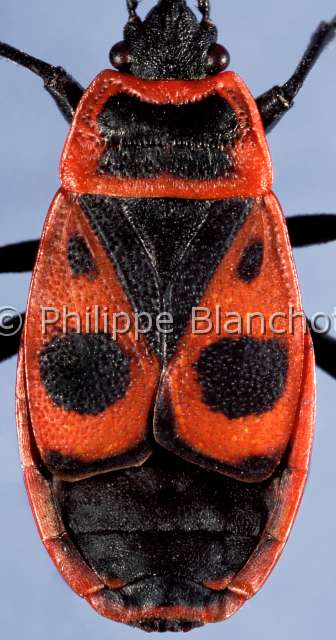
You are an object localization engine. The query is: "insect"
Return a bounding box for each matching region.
[1,0,336,633]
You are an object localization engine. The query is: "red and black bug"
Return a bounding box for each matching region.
[1,0,336,633]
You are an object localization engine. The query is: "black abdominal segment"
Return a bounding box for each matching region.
[98,93,239,180]
[39,332,130,415]
[79,195,253,360]
[130,619,203,633]
[55,448,272,605]
[194,337,289,418]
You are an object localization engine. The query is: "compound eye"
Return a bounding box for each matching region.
[109,40,131,71]
[206,43,230,75]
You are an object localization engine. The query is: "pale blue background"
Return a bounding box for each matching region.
[0,1,335,638]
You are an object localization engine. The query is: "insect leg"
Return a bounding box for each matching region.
[0,240,39,362]
[0,43,84,124]
[0,313,25,362]
[285,217,336,378]
[0,240,39,273]
[127,1,139,18]
[310,329,336,379]
[287,215,336,247]
[257,17,336,132]
[198,1,210,20]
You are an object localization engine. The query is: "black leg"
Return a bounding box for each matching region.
[257,17,336,132]
[287,215,336,248]
[0,313,25,363]
[310,328,336,379]
[0,241,36,362]
[286,216,336,379]
[0,240,39,273]
[198,1,210,20]
[127,1,139,18]
[0,43,84,124]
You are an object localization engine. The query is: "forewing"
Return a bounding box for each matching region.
[25,190,160,480]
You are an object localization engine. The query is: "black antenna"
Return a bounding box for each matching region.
[198,0,210,21]
[127,0,139,18]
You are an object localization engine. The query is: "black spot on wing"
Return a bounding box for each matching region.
[237,241,264,283]
[39,332,130,415]
[194,337,288,419]
[67,234,97,279]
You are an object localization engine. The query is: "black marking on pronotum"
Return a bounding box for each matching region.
[194,337,289,419]
[39,332,130,415]
[98,93,239,180]
[237,241,264,283]
[154,387,280,481]
[80,196,254,360]
[56,447,270,593]
[67,234,98,278]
